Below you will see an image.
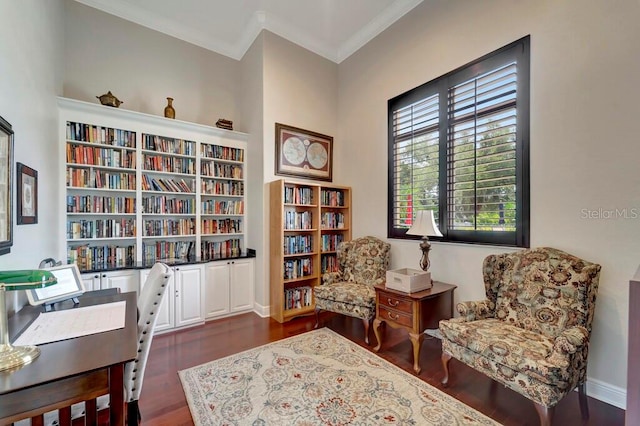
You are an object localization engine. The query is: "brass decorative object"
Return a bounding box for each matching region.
[0,269,57,371]
[164,97,175,119]
[96,91,123,108]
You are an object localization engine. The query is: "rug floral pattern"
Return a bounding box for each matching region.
[179,328,499,426]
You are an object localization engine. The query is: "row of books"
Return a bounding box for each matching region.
[143,218,195,237]
[67,195,136,214]
[201,199,244,215]
[201,238,242,260]
[67,167,136,190]
[321,212,345,229]
[67,144,136,169]
[142,196,195,214]
[201,218,242,235]
[67,218,136,239]
[283,257,313,280]
[321,234,344,252]
[321,254,339,273]
[284,235,313,255]
[141,175,194,193]
[143,134,196,156]
[284,211,313,230]
[201,144,244,162]
[143,241,193,263]
[284,286,313,310]
[284,186,313,205]
[201,162,243,179]
[320,189,346,207]
[201,180,244,196]
[68,244,135,271]
[66,121,136,148]
[143,154,196,175]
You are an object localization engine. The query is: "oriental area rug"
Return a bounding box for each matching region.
[179,328,500,426]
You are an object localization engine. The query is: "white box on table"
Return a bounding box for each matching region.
[385,268,432,293]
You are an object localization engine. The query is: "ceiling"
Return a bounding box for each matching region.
[73,0,424,63]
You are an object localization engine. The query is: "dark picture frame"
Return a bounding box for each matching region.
[17,162,37,225]
[275,123,333,182]
[0,116,13,255]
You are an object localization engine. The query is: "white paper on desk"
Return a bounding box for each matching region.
[12,301,127,346]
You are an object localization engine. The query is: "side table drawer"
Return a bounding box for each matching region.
[379,305,413,327]
[378,291,413,313]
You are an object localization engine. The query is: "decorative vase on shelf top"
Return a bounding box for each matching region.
[164,97,175,119]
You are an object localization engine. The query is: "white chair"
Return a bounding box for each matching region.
[17,262,172,426]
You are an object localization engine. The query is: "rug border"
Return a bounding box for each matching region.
[178,327,501,425]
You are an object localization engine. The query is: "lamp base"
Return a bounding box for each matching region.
[0,343,41,371]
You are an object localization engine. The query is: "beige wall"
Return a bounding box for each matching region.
[260,32,339,310]
[64,0,241,131]
[338,0,640,406]
[0,0,64,312]
[240,33,266,312]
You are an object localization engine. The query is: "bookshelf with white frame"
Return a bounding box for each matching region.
[58,97,249,273]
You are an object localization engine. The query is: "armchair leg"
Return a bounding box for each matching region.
[314,307,321,329]
[578,382,589,420]
[362,318,371,345]
[533,403,554,426]
[441,352,452,386]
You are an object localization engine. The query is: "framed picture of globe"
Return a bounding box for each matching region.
[275,123,333,182]
[17,162,37,225]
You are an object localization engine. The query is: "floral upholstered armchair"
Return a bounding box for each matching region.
[439,247,601,426]
[314,236,390,344]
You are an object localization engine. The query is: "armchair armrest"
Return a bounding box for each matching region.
[322,271,343,285]
[552,326,589,354]
[456,299,495,321]
[547,326,589,367]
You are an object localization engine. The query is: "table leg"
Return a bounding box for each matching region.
[408,331,424,374]
[109,363,125,426]
[373,319,383,352]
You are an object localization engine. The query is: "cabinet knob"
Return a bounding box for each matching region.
[102,274,106,278]
[94,274,99,278]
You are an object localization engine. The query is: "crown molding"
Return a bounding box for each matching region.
[337,0,424,63]
[73,0,424,63]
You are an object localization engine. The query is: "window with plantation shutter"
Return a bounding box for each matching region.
[388,36,530,247]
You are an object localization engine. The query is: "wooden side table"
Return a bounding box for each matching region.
[373,281,456,374]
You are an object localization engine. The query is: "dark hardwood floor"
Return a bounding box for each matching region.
[140,312,625,425]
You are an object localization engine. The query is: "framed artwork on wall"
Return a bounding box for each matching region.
[0,116,13,255]
[275,123,333,182]
[17,162,37,225]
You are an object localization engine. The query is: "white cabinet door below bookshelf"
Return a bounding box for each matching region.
[140,268,173,332]
[174,264,204,328]
[230,259,254,313]
[82,269,138,294]
[204,261,231,318]
[204,258,254,319]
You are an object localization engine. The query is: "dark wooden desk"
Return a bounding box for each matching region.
[373,281,456,374]
[0,290,137,425]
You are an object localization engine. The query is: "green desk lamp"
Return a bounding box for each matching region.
[0,269,57,371]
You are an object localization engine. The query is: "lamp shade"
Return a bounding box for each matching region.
[407,210,442,237]
[0,269,57,291]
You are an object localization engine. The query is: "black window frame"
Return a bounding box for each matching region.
[388,36,530,247]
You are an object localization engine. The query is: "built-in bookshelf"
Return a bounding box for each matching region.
[59,97,248,271]
[269,179,351,323]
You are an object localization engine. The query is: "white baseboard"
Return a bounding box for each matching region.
[586,376,626,410]
[253,302,270,318]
